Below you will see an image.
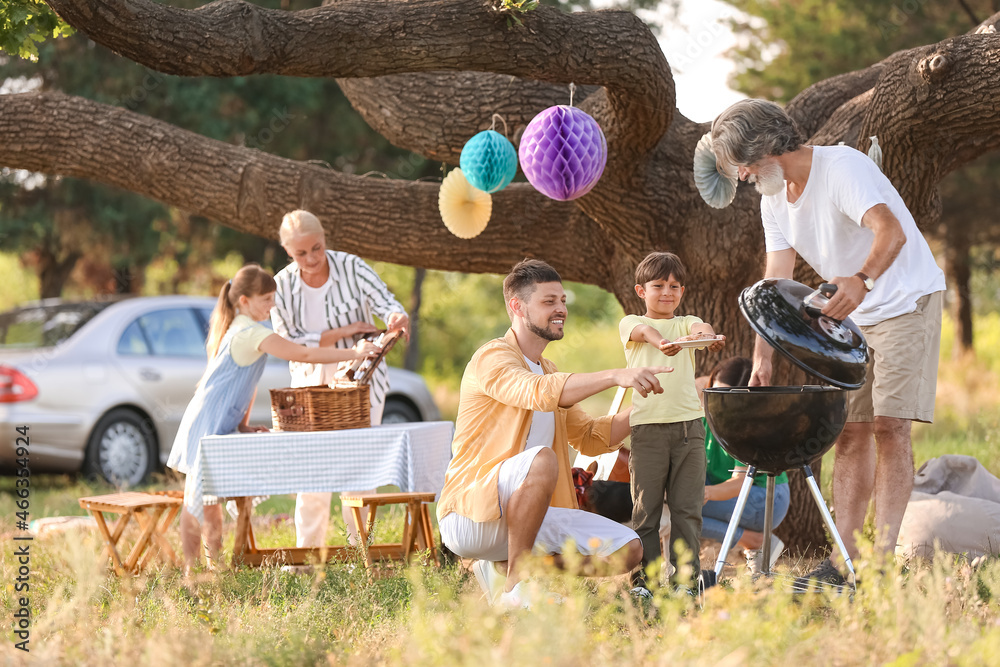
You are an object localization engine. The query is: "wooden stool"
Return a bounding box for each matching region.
[339,491,438,571]
[78,492,182,575]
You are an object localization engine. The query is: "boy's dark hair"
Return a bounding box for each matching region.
[503,259,562,303]
[635,252,687,286]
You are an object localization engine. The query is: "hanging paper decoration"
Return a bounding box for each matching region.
[518,105,607,201]
[867,136,883,172]
[460,130,518,194]
[438,168,492,239]
[692,132,738,209]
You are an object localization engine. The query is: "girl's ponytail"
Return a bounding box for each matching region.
[205,280,236,360]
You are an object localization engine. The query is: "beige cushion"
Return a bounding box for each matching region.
[897,455,1000,559]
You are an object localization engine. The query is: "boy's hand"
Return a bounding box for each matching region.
[657,339,682,357]
[707,334,726,352]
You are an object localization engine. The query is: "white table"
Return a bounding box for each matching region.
[185,422,454,567]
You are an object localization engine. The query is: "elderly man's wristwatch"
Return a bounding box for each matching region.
[855,272,875,291]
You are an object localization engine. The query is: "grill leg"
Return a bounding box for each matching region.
[713,465,757,580]
[761,475,776,575]
[802,464,856,582]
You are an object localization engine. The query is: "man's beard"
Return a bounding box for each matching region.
[526,316,564,341]
[752,162,785,196]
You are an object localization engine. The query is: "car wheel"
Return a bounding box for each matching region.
[381,398,421,424]
[84,408,157,487]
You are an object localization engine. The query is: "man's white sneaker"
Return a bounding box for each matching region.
[499,581,532,610]
[472,560,506,606]
[498,581,564,610]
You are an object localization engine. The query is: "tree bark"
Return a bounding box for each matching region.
[5,0,1000,556]
[404,267,426,372]
[945,218,975,355]
[35,244,82,299]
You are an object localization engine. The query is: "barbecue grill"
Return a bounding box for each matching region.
[705,278,870,590]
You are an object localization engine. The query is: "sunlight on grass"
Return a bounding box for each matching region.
[3,522,1000,664]
[4,254,1000,663]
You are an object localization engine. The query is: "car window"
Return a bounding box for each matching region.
[0,302,112,349]
[117,320,151,356]
[196,308,213,337]
[123,308,207,358]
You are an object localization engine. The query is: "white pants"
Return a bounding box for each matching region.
[439,447,639,562]
[295,400,384,548]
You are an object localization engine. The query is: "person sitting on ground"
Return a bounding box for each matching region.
[167,263,379,574]
[700,356,789,576]
[436,259,673,609]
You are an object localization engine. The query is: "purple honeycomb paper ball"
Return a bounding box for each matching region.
[460,130,519,194]
[518,105,607,201]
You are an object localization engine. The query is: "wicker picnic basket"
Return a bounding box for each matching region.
[269,329,400,432]
[270,384,371,431]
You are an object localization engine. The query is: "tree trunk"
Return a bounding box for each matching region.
[404,267,426,372]
[36,244,81,299]
[945,216,975,355]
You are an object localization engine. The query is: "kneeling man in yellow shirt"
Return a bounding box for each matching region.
[437,259,672,608]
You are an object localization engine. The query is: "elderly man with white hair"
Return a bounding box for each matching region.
[710,99,946,590]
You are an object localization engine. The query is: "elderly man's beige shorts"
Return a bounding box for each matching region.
[847,291,944,424]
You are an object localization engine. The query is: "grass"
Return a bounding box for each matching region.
[4,253,1000,664]
[4,396,1000,666]
[2,506,1000,665]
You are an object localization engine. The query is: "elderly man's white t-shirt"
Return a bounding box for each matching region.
[760,145,945,326]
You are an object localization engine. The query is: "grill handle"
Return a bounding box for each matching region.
[803,283,838,320]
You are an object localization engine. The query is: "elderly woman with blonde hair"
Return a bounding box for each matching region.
[272,209,409,549]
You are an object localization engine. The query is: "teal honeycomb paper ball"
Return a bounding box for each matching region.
[459,130,518,194]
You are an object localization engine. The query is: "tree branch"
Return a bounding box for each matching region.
[337,73,600,164]
[973,10,1000,33]
[809,34,1000,228]
[43,0,675,159]
[0,90,620,283]
[787,9,1000,142]
[786,64,884,139]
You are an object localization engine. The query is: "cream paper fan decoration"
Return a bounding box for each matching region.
[439,168,492,239]
[693,132,738,209]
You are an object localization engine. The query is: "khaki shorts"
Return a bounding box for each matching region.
[847,291,943,423]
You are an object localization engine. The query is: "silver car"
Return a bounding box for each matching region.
[0,296,440,486]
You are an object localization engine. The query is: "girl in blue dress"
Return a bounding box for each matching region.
[167,264,379,572]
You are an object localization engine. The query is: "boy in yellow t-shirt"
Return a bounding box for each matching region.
[620,252,725,591]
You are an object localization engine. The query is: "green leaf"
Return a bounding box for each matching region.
[10,7,30,24]
[0,0,73,58]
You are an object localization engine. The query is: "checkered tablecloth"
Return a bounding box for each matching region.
[183,421,454,522]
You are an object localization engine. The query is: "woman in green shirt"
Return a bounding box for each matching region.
[702,357,790,574]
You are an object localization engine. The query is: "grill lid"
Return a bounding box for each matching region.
[739,278,869,390]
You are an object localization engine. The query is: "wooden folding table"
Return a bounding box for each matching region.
[78,492,182,575]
